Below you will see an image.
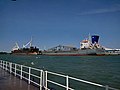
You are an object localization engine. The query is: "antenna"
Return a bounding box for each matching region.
[88,33,91,41]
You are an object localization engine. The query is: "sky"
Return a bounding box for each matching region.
[0,0,120,52]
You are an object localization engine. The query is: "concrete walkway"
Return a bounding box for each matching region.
[0,68,39,90]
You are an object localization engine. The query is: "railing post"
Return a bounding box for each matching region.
[105,85,109,90]
[43,70,45,87]
[15,64,16,76]
[21,65,23,79]
[28,67,31,84]
[10,63,12,73]
[66,75,69,90]
[40,70,43,90]
[45,71,48,90]
[0,60,1,68]
[6,61,7,71]
[3,61,4,69]
[0,60,2,68]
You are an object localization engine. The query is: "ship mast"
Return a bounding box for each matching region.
[88,33,91,42]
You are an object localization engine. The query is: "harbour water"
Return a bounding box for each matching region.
[0,54,120,89]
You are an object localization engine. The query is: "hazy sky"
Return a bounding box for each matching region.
[0,0,120,52]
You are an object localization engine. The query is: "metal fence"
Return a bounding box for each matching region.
[0,60,119,90]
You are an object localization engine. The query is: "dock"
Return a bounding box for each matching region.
[0,68,39,90]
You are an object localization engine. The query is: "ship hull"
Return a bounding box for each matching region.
[11,52,38,55]
[42,49,105,56]
[42,54,105,56]
[11,47,39,55]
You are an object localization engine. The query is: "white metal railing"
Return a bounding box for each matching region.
[0,60,119,90]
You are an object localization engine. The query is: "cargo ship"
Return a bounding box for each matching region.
[11,38,39,55]
[42,35,105,56]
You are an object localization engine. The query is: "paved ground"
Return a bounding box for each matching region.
[0,68,39,90]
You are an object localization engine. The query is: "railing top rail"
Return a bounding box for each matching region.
[0,60,42,71]
[31,67,42,72]
[47,71,67,78]
[69,76,104,88]
[22,65,29,68]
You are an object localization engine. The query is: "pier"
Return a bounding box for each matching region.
[0,68,38,90]
[0,60,119,90]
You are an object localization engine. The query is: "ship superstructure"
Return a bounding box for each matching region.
[80,35,104,50]
[11,38,39,55]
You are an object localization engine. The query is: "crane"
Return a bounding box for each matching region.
[12,42,20,51]
[22,37,32,48]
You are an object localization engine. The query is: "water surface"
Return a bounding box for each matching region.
[0,55,120,89]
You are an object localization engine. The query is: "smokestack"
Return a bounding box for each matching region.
[91,35,99,44]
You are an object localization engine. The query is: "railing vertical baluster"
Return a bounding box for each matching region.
[3,61,4,69]
[0,60,2,68]
[45,71,48,90]
[105,85,109,90]
[43,70,44,87]
[21,65,23,79]
[10,63,12,73]
[2,61,3,68]
[6,61,7,71]
[15,64,16,76]
[66,75,69,90]
[0,60,1,67]
[4,61,5,70]
[8,62,10,72]
[28,67,31,84]
[40,70,43,90]
[1,60,2,68]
